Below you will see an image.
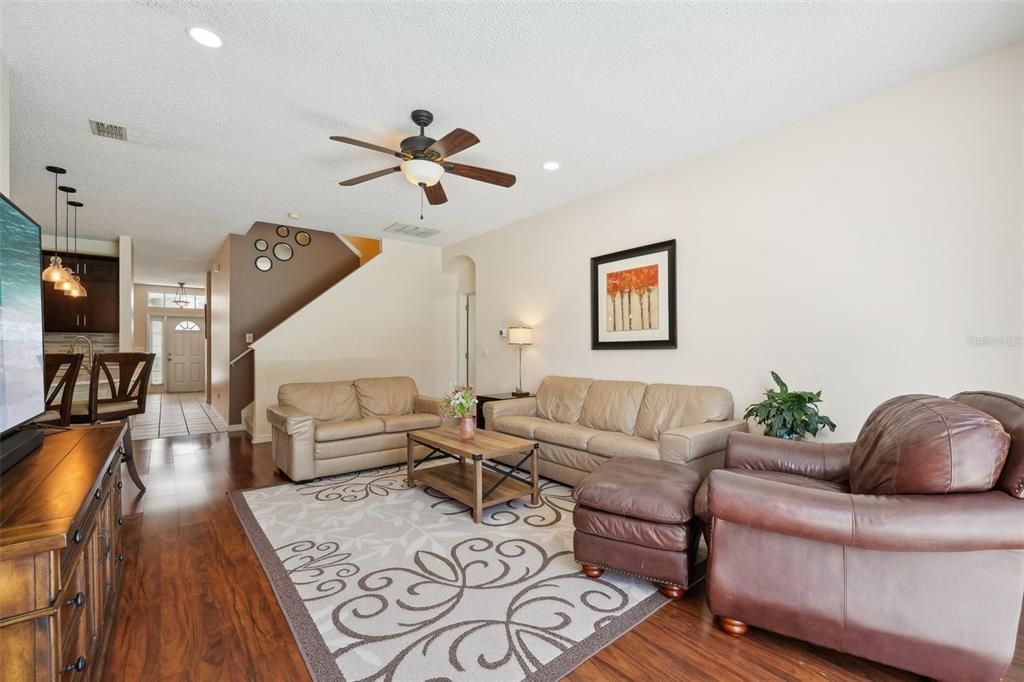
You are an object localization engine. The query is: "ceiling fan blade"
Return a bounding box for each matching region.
[426,128,479,159]
[425,182,448,205]
[330,136,402,158]
[443,162,516,188]
[338,167,400,186]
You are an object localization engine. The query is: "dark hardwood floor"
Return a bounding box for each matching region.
[104,432,1024,681]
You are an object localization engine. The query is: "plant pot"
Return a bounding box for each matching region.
[458,416,476,441]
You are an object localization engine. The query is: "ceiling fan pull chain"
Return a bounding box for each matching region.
[419,183,425,220]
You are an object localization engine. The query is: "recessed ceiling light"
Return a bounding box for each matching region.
[287,212,300,220]
[542,161,560,171]
[188,26,222,48]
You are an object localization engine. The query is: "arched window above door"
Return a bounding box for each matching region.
[174,320,200,332]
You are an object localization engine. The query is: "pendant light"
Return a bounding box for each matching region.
[66,200,86,297]
[173,282,188,308]
[41,166,68,282]
[54,186,76,292]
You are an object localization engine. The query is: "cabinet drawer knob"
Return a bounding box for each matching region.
[106,465,114,477]
[117,516,124,526]
[72,530,83,544]
[63,656,87,672]
[66,591,85,608]
[116,481,123,490]
[117,446,125,456]
[94,489,102,500]
[116,553,125,562]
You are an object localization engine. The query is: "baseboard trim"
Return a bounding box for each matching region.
[251,433,271,445]
[227,423,247,432]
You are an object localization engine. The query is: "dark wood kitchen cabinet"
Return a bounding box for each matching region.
[41,252,120,333]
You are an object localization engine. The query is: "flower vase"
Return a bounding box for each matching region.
[458,415,476,441]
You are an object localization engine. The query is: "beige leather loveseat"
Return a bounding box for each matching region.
[484,376,746,485]
[267,376,442,481]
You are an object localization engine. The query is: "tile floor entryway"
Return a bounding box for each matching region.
[129,392,229,439]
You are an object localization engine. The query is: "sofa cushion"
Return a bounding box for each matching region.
[534,423,604,450]
[315,417,384,442]
[579,380,647,435]
[278,381,361,422]
[850,394,1010,495]
[355,377,418,417]
[535,376,593,424]
[634,384,734,441]
[587,433,660,460]
[314,432,407,460]
[953,391,1024,499]
[381,413,441,433]
[573,457,703,524]
[493,415,549,439]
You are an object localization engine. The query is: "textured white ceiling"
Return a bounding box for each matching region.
[4,1,1023,285]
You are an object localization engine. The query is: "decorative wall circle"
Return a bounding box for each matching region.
[255,256,273,272]
[254,238,268,251]
[276,225,290,238]
[295,231,311,247]
[273,242,294,261]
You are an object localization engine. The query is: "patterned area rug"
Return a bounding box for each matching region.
[230,464,667,682]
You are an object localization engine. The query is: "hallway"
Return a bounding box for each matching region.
[129,392,229,439]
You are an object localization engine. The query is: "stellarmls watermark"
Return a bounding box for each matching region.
[967,335,1023,347]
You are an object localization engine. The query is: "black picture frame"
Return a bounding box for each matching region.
[590,239,677,350]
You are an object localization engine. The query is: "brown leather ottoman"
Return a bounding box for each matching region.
[572,457,704,599]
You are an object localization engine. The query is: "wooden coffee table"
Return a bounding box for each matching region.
[407,427,539,523]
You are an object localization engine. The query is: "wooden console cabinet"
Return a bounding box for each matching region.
[0,424,127,681]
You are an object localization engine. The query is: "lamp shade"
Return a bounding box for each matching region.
[507,326,533,345]
[400,159,445,187]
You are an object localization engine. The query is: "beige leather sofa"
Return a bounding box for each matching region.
[266,376,442,481]
[484,376,746,485]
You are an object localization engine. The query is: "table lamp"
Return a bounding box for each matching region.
[508,326,533,397]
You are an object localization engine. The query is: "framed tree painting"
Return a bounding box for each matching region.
[591,239,676,349]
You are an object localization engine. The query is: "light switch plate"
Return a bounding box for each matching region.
[498,329,506,337]
[245,333,254,343]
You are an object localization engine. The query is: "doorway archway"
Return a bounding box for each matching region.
[444,255,476,386]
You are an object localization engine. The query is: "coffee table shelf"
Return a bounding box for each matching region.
[415,461,534,510]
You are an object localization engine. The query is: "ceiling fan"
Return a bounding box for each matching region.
[331,109,516,207]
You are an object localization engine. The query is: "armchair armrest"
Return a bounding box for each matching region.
[660,419,747,464]
[415,395,443,416]
[708,469,1024,552]
[725,431,852,482]
[266,404,313,436]
[484,397,538,424]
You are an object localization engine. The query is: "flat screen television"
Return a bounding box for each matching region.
[0,191,46,471]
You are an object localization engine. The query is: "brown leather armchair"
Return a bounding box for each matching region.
[698,391,1024,682]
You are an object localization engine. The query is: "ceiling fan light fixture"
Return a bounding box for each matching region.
[400,159,444,187]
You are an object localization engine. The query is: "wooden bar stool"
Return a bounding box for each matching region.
[38,353,84,426]
[87,352,156,493]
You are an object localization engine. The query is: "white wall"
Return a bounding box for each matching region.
[250,239,458,442]
[445,45,1024,441]
[1,44,10,196]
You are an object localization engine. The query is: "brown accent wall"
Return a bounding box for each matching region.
[225,223,359,422]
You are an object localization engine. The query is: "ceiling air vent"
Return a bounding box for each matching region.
[382,222,440,239]
[89,119,127,141]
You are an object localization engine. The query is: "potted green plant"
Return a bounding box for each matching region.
[743,371,837,440]
[441,384,478,441]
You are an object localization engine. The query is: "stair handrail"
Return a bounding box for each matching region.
[229,345,254,367]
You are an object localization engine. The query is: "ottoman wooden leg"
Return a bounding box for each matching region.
[658,583,685,600]
[581,564,604,579]
[718,617,748,637]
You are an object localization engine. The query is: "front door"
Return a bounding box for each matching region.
[166,317,205,392]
